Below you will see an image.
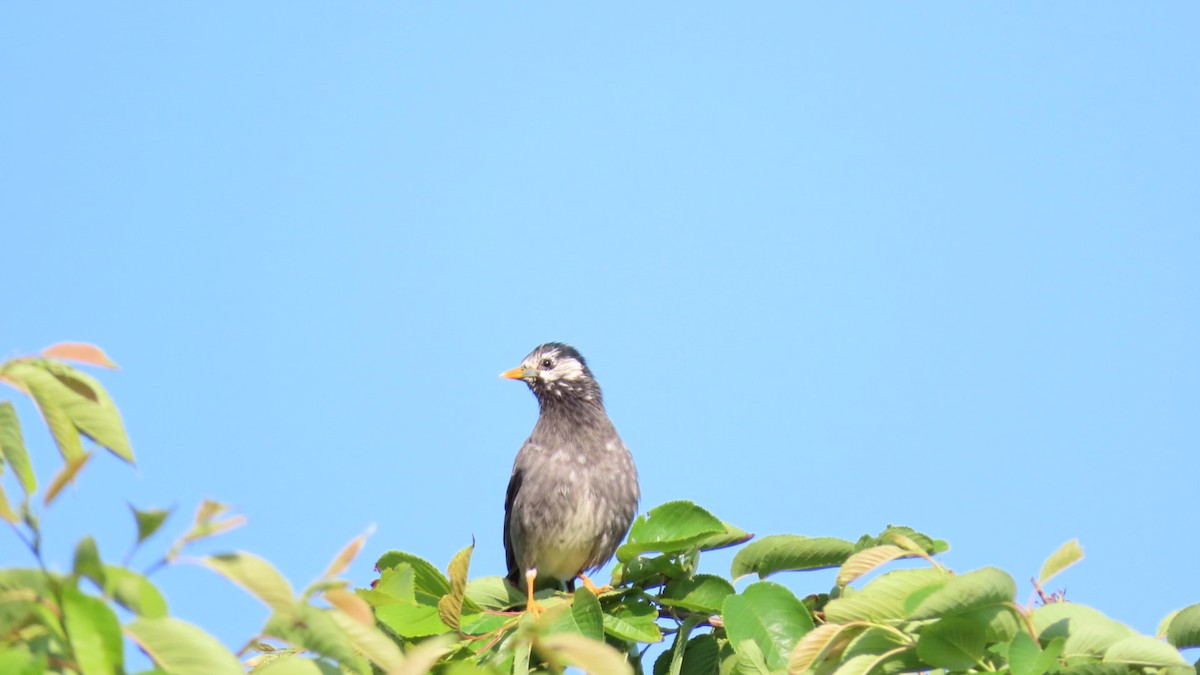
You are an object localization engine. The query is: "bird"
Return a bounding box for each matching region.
[500,342,639,616]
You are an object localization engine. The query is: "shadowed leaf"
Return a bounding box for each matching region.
[907,567,1016,620]
[824,568,950,623]
[1163,603,1200,649]
[437,543,473,630]
[1102,635,1189,668]
[916,615,987,670]
[130,505,172,547]
[327,608,405,672]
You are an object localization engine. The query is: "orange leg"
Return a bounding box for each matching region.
[578,573,613,595]
[525,569,544,617]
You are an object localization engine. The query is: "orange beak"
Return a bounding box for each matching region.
[500,367,531,380]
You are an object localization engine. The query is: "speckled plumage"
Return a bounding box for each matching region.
[502,343,639,594]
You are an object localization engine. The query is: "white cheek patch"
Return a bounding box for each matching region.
[540,357,585,383]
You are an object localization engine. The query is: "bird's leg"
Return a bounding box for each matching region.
[578,573,612,595]
[525,569,544,617]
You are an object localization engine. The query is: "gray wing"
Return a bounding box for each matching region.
[503,466,523,586]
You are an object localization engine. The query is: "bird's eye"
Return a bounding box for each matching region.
[540,358,554,370]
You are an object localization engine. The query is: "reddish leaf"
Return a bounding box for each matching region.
[41,343,119,369]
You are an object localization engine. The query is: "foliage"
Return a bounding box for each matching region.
[1,343,1198,674]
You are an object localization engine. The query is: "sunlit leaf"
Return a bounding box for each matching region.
[616,501,727,562]
[545,585,604,641]
[836,545,909,587]
[907,567,1016,619]
[464,575,524,610]
[721,581,814,672]
[824,568,950,623]
[44,452,92,506]
[126,616,243,675]
[41,343,119,369]
[0,402,36,496]
[73,536,106,587]
[387,634,455,675]
[327,608,405,672]
[374,603,451,638]
[323,527,374,580]
[538,632,633,675]
[437,542,473,630]
[324,588,373,626]
[1102,634,1189,668]
[262,604,361,668]
[62,586,124,675]
[788,622,867,673]
[104,566,168,618]
[253,656,343,675]
[730,534,855,581]
[1033,603,1136,659]
[375,551,451,601]
[202,552,295,613]
[0,481,17,524]
[3,360,134,464]
[1039,539,1084,586]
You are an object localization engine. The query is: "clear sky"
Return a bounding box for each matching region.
[2,1,1197,663]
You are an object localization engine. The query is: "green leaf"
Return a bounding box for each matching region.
[262,604,361,668]
[0,401,36,496]
[375,550,451,601]
[721,581,814,672]
[253,657,344,675]
[658,632,721,675]
[437,543,474,630]
[694,522,753,552]
[74,536,106,587]
[3,360,84,461]
[130,505,172,547]
[62,586,124,675]
[464,575,525,610]
[126,616,243,675]
[361,564,417,605]
[616,501,727,562]
[546,585,604,641]
[840,626,919,673]
[1102,634,1189,668]
[104,565,168,618]
[2,360,134,463]
[375,602,451,638]
[730,534,855,581]
[538,633,633,675]
[958,605,1020,643]
[388,634,455,675]
[202,552,295,612]
[1163,603,1200,649]
[788,622,868,673]
[836,545,909,587]
[1039,539,1084,586]
[0,482,18,525]
[660,574,735,615]
[824,568,950,623]
[907,567,1016,620]
[327,608,405,672]
[0,644,47,675]
[916,616,986,671]
[730,638,771,675]
[1033,603,1136,659]
[43,452,91,506]
[601,596,663,643]
[859,526,947,554]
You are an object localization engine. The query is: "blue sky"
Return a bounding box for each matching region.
[2,1,1197,662]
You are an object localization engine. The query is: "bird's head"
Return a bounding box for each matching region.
[501,342,603,405]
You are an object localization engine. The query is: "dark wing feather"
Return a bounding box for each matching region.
[503,467,523,586]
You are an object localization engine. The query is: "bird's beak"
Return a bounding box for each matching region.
[500,367,531,380]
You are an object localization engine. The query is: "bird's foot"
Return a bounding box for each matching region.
[578,573,613,595]
[524,569,545,618]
